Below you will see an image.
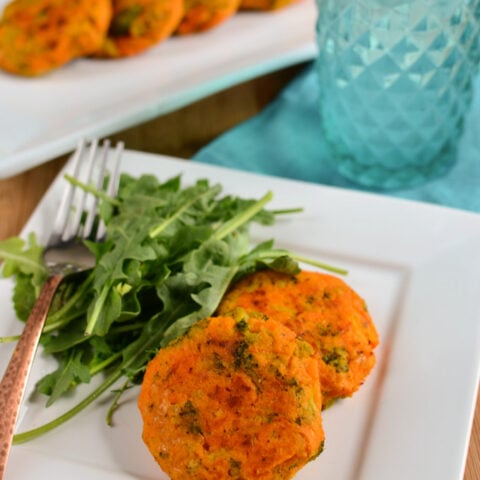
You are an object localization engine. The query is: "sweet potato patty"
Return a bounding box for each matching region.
[138,312,324,480]
[0,0,112,76]
[176,0,240,35]
[94,0,184,58]
[217,270,379,406]
[239,0,300,11]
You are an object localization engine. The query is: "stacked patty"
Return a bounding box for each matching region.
[217,270,379,407]
[138,269,379,479]
[138,311,325,480]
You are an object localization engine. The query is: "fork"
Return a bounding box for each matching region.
[0,138,123,479]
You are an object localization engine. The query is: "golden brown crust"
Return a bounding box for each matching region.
[94,0,184,58]
[176,0,240,35]
[217,270,379,406]
[138,313,324,480]
[0,0,112,76]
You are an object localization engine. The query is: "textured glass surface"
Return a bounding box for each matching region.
[316,0,480,189]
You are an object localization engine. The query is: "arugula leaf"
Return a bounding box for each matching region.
[0,233,46,280]
[0,233,48,320]
[12,273,39,321]
[36,349,91,406]
[159,237,243,346]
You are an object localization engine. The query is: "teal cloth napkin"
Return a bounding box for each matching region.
[194,63,480,213]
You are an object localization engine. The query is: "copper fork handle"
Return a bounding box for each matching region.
[0,274,63,479]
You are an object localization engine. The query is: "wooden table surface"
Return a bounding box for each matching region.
[0,64,478,479]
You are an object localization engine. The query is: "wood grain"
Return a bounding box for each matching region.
[0,63,478,479]
[0,157,66,241]
[465,393,480,480]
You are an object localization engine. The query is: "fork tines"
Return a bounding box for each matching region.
[52,139,123,245]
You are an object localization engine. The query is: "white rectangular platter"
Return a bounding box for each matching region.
[0,0,316,179]
[1,149,480,479]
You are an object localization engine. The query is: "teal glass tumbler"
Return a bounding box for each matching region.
[315,0,480,189]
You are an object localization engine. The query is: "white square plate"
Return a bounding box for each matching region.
[0,0,316,179]
[1,150,480,479]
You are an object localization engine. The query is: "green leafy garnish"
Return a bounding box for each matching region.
[0,233,47,320]
[0,171,346,443]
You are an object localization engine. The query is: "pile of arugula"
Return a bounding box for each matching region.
[0,172,345,443]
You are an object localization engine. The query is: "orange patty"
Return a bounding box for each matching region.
[0,0,112,76]
[217,270,379,407]
[94,0,184,58]
[239,0,300,10]
[138,312,324,480]
[176,0,240,35]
